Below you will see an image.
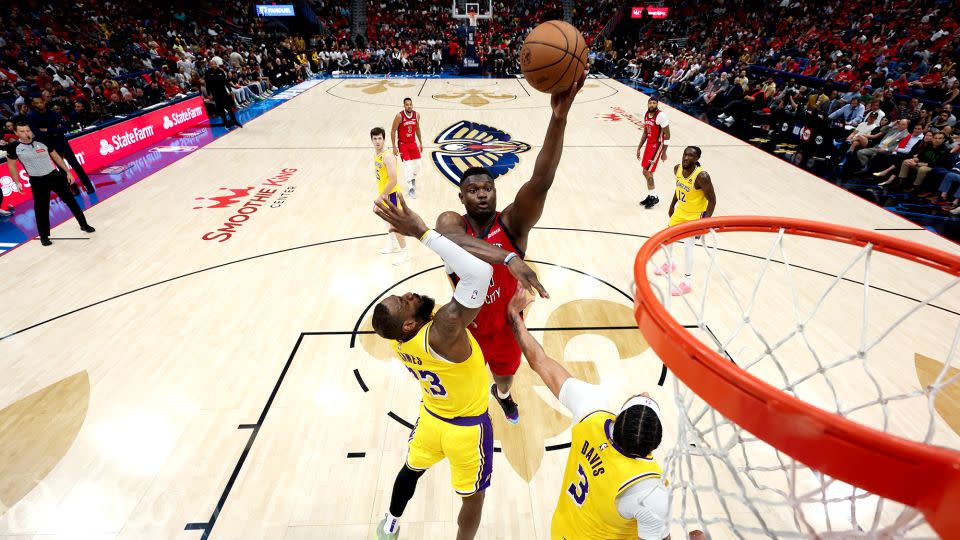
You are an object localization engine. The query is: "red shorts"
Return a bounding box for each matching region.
[640,142,665,172]
[473,327,521,377]
[399,143,421,161]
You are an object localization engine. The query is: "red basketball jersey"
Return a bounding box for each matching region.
[644,109,664,147]
[453,213,524,336]
[398,110,419,145]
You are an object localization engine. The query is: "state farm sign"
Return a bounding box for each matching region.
[70,96,207,171]
[1,96,208,206]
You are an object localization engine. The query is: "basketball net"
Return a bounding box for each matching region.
[467,10,478,27]
[633,217,960,539]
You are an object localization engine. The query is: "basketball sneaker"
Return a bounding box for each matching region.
[654,262,676,276]
[641,195,660,209]
[408,179,416,199]
[379,246,400,254]
[491,384,519,424]
[376,517,400,539]
[671,281,693,296]
[0,208,11,217]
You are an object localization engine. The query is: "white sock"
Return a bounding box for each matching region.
[649,189,658,199]
[496,387,510,399]
[383,512,400,533]
[390,234,400,249]
[683,237,695,278]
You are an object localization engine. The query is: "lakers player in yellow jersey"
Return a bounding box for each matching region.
[655,146,716,296]
[506,289,671,540]
[371,126,409,265]
[371,193,547,540]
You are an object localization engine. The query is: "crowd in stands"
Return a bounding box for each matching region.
[0,0,628,137]
[0,0,324,135]
[598,0,960,213]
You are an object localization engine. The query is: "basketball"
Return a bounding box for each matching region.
[520,20,588,94]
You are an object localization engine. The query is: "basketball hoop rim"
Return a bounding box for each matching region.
[632,215,960,537]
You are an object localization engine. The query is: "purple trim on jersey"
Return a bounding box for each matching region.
[423,405,489,426]
[617,471,661,494]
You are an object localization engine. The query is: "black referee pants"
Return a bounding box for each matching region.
[31,170,89,238]
[53,142,94,192]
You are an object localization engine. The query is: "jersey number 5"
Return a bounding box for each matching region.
[406,367,447,397]
[567,464,589,507]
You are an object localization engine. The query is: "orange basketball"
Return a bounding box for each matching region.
[520,20,588,94]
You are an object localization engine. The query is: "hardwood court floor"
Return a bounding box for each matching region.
[0,77,957,539]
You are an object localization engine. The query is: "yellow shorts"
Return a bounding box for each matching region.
[668,211,705,227]
[405,405,493,496]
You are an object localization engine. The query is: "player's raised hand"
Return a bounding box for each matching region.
[373,192,428,238]
[507,287,535,323]
[551,69,588,120]
[506,257,549,299]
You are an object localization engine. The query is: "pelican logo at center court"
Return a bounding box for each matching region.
[432,121,530,187]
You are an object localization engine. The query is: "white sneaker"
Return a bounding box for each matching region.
[407,187,416,199]
[717,113,728,120]
[0,209,11,217]
[392,250,410,265]
[379,246,400,255]
[951,206,960,215]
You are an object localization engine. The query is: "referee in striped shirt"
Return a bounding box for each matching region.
[6,120,94,246]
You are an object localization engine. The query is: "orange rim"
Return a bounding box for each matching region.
[632,216,960,537]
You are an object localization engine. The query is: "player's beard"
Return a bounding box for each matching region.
[415,295,436,323]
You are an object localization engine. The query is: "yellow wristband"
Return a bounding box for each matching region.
[419,229,434,241]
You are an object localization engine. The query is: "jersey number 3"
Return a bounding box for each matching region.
[566,464,589,507]
[407,367,447,397]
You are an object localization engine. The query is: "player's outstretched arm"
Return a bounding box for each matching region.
[503,70,587,237]
[373,194,493,360]
[506,288,572,398]
[435,212,549,298]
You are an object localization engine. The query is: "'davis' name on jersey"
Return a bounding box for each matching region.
[580,440,606,476]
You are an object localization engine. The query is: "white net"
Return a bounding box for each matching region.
[641,224,960,539]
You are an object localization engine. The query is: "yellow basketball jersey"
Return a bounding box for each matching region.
[375,151,396,196]
[551,411,664,540]
[393,321,488,419]
[673,164,708,221]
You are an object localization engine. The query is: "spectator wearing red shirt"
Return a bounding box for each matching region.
[910,65,943,89]
[835,65,858,84]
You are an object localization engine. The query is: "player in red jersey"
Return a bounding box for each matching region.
[390,97,423,199]
[636,95,670,209]
[435,70,587,424]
